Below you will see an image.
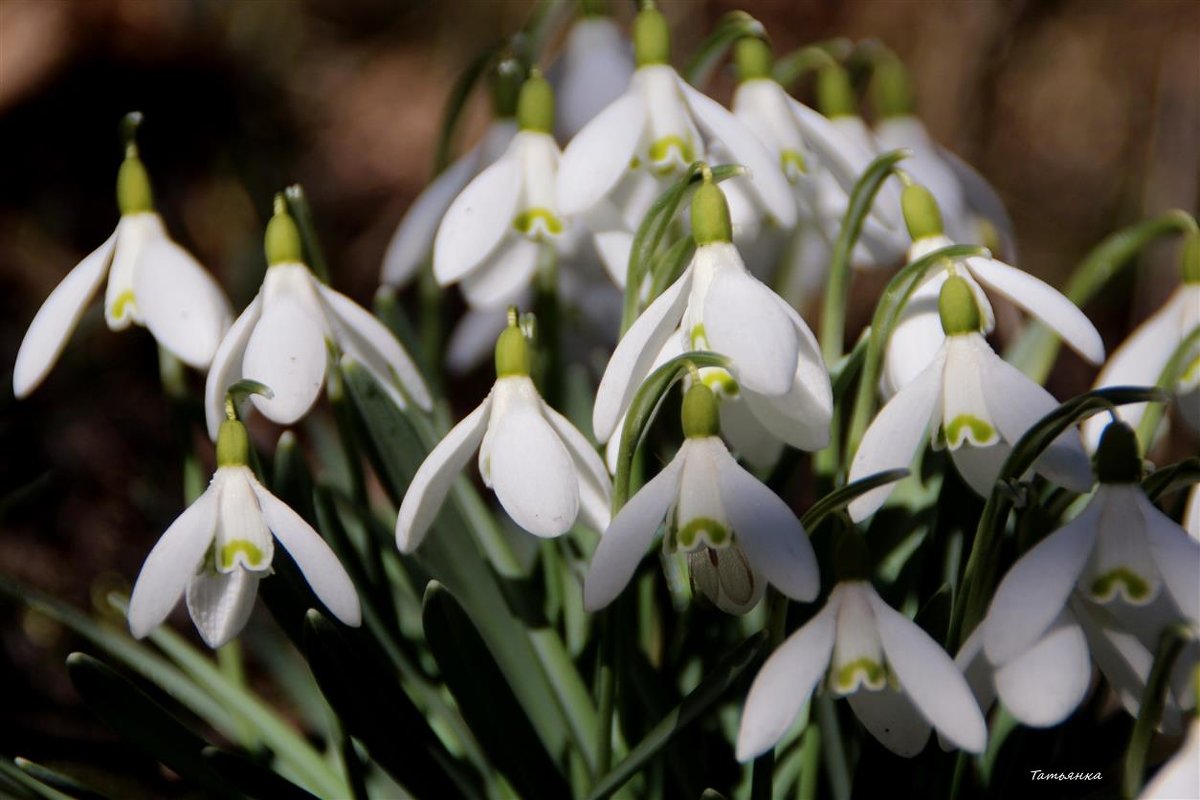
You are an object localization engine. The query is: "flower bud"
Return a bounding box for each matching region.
[1182,230,1200,285]
[734,37,772,83]
[216,419,251,467]
[117,148,154,215]
[265,196,303,266]
[634,5,670,67]
[1093,420,1141,484]
[681,382,720,439]
[902,183,944,240]
[817,64,856,118]
[691,175,733,246]
[495,324,531,378]
[938,275,982,336]
[517,71,555,134]
[871,56,914,119]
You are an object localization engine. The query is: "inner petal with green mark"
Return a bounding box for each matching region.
[219,539,268,571]
[647,135,694,175]
[942,414,998,449]
[673,516,730,551]
[1088,567,1156,605]
[830,658,888,694]
[700,368,739,398]
[780,150,807,182]
[107,290,138,324]
[512,207,564,241]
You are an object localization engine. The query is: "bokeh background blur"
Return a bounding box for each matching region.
[1,0,1197,796]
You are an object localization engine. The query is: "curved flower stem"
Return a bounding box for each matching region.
[817,694,851,800]
[798,719,822,800]
[534,245,562,408]
[157,345,206,503]
[1122,623,1194,799]
[594,605,619,782]
[1136,325,1200,450]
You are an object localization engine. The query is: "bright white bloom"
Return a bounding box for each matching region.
[129,420,361,648]
[875,115,968,239]
[14,150,230,398]
[206,204,430,438]
[397,322,611,550]
[1139,710,1199,799]
[585,383,819,614]
[737,578,988,760]
[550,16,634,142]
[882,184,1103,397]
[1082,281,1200,450]
[380,119,516,287]
[593,179,831,456]
[849,275,1092,520]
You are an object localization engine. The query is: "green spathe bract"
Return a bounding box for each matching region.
[901,183,943,240]
[216,419,250,468]
[938,275,982,335]
[681,382,720,439]
[691,178,733,246]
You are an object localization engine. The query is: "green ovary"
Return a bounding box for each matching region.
[220,540,267,570]
[1090,568,1153,604]
[943,414,996,448]
[648,136,694,174]
[512,208,563,239]
[832,659,887,694]
[675,517,730,550]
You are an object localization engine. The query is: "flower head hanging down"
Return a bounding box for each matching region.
[205,198,431,439]
[848,275,1093,520]
[882,184,1104,397]
[129,413,361,648]
[593,174,832,458]
[1082,232,1200,449]
[737,536,987,759]
[397,313,612,551]
[13,120,231,398]
[585,382,819,614]
[555,5,796,254]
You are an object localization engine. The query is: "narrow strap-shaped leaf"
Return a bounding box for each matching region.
[12,759,109,800]
[683,11,765,87]
[1137,325,1200,448]
[201,748,320,800]
[1142,456,1200,503]
[0,759,71,800]
[647,237,696,301]
[801,469,910,530]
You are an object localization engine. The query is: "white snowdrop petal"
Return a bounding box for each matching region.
[129,488,219,638]
[703,267,798,397]
[993,615,1091,728]
[134,237,231,368]
[1138,721,1200,800]
[847,351,945,521]
[847,689,933,758]
[1185,485,1200,540]
[316,284,432,411]
[540,401,613,533]
[948,442,1010,497]
[185,569,260,649]
[252,482,361,627]
[556,91,647,218]
[243,292,327,426]
[204,295,263,440]
[983,501,1101,664]
[489,404,580,537]
[1073,601,1156,724]
[1139,491,1200,622]
[583,455,684,611]
[458,236,541,310]
[713,445,818,602]
[867,590,987,754]
[396,397,492,552]
[13,232,115,398]
[433,157,522,285]
[593,266,693,442]
[719,398,784,471]
[736,597,839,762]
[882,271,947,397]
[592,229,635,290]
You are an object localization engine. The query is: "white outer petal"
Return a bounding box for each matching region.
[847,689,932,758]
[703,264,799,397]
[993,614,1091,728]
[251,481,361,627]
[583,453,684,611]
[204,295,263,440]
[433,156,522,285]
[1139,491,1200,623]
[736,593,840,761]
[459,235,541,309]
[243,273,328,426]
[133,235,232,368]
[396,396,493,552]
[867,588,987,753]
[186,569,261,649]
[556,90,647,218]
[540,400,613,532]
[128,487,219,638]
[553,17,635,142]
[1138,720,1200,800]
[13,232,115,398]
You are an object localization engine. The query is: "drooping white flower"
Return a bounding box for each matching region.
[882,183,1104,397]
[593,176,831,456]
[849,275,1093,520]
[555,6,796,250]
[14,144,231,399]
[550,15,635,143]
[129,418,361,648]
[1081,242,1200,450]
[585,383,819,614]
[396,318,611,551]
[737,569,988,759]
[205,200,431,438]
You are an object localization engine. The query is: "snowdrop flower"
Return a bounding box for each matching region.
[585,382,819,614]
[433,72,568,310]
[737,536,987,759]
[848,274,1093,520]
[556,5,795,243]
[205,199,430,438]
[1082,234,1200,450]
[380,62,520,287]
[14,136,231,398]
[397,315,611,550]
[550,15,634,142]
[593,175,831,456]
[882,183,1104,397]
[129,415,361,648]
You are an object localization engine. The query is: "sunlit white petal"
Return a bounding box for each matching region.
[459,235,541,309]
[204,295,263,439]
[557,91,647,218]
[186,569,261,649]
[487,394,579,537]
[703,266,798,397]
[994,614,1090,727]
[433,157,522,284]
[134,236,231,368]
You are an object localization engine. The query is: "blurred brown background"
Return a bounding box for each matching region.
[0,0,1197,794]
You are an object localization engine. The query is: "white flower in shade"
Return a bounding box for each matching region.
[205,202,430,438]
[129,418,361,648]
[1139,708,1199,800]
[882,184,1104,398]
[1081,241,1200,449]
[593,177,831,457]
[848,275,1093,520]
[555,7,795,244]
[550,16,634,143]
[433,73,573,310]
[13,145,231,399]
[1186,485,1200,540]
[396,320,611,550]
[584,383,819,614]
[737,564,987,759]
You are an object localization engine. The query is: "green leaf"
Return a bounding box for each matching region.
[683,11,765,87]
[647,237,696,301]
[1142,456,1200,502]
[801,469,910,530]
[1005,210,1198,382]
[423,582,570,799]
[435,45,508,173]
[0,759,71,800]
[587,633,766,800]
[13,759,109,800]
[201,749,320,800]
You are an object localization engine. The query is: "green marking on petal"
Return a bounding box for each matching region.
[220,540,267,570]
[701,370,739,398]
[674,517,729,551]
[1178,354,1200,390]
[109,290,138,321]
[832,658,887,694]
[944,414,997,449]
[780,149,806,181]
[648,136,694,174]
[689,323,707,349]
[513,207,564,239]
[1090,568,1154,604]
